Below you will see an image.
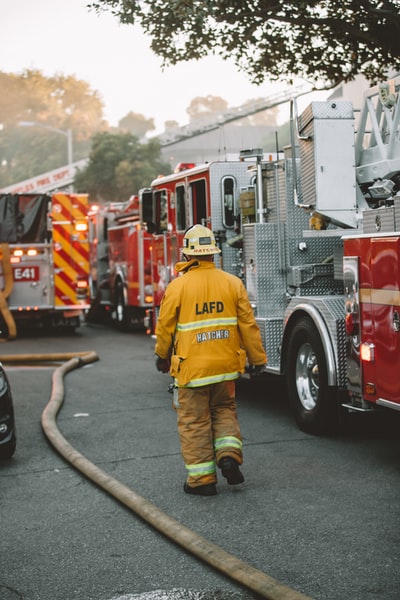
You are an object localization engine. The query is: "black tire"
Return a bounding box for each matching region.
[286,316,338,435]
[0,436,16,459]
[114,281,128,331]
[85,292,111,324]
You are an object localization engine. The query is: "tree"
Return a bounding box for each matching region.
[0,69,104,135]
[90,1,400,87]
[74,132,171,202]
[118,112,156,137]
[0,69,106,187]
[187,95,228,122]
[164,119,180,130]
[235,99,279,127]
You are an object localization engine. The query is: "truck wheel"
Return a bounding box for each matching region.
[115,281,128,331]
[286,316,337,435]
[0,437,16,459]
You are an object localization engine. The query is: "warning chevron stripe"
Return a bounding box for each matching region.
[53,244,89,276]
[50,193,90,309]
[52,222,89,270]
[54,270,76,305]
[52,193,88,221]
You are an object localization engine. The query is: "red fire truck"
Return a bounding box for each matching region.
[87,194,155,329]
[142,159,265,330]
[0,192,90,337]
[87,161,262,331]
[144,76,400,434]
[237,78,400,433]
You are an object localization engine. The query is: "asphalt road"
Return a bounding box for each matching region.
[1,321,399,600]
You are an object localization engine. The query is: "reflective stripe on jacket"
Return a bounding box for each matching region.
[155,259,267,387]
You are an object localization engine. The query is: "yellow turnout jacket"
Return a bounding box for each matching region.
[155,259,267,387]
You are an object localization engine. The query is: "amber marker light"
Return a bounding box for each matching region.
[365,382,376,395]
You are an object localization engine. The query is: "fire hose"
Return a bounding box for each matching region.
[3,351,313,600]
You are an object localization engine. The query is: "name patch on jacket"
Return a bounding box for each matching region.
[196,330,230,342]
[195,301,224,314]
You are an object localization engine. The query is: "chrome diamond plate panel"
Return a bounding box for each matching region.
[256,317,283,371]
[208,161,254,276]
[243,222,287,316]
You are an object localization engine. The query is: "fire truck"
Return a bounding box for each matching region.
[0,192,90,337]
[235,76,400,434]
[143,159,269,330]
[86,160,262,331]
[87,195,155,329]
[145,76,400,435]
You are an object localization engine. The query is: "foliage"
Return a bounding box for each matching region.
[187,95,228,121]
[0,70,105,138]
[89,0,400,87]
[0,69,105,187]
[164,119,180,130]
[118,112,156,137]
[185,93,279,128]
[74,132,171,202]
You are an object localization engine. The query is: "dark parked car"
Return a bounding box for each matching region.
[0,362,16,459]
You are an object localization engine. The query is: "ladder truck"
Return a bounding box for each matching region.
[219,76,400,434]
[146,76,400,435]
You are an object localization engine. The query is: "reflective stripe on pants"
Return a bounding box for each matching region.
[185,460,216,480]
[214,435,243,453]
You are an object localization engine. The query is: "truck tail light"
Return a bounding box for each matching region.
[76,276,88,298]
[360,342,375,363]
[75,221,88,232]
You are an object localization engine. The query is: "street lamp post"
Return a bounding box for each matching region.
[18,121,74,189]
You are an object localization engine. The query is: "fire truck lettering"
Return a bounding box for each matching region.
[195,301,224,314]
[13,266,39,281]
[53,169,69,181]
[37,177,51,186]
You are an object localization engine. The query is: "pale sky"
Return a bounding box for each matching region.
[0,0,317,134]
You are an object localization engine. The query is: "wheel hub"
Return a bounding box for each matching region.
[296,342,319,410]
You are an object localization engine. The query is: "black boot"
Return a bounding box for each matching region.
[219,457,244,485]
[183,482,217,496]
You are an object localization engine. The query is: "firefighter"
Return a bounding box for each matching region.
[155,224,267,496]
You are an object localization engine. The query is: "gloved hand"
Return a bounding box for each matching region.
[250,364,266,377]
[155,354,171,373]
